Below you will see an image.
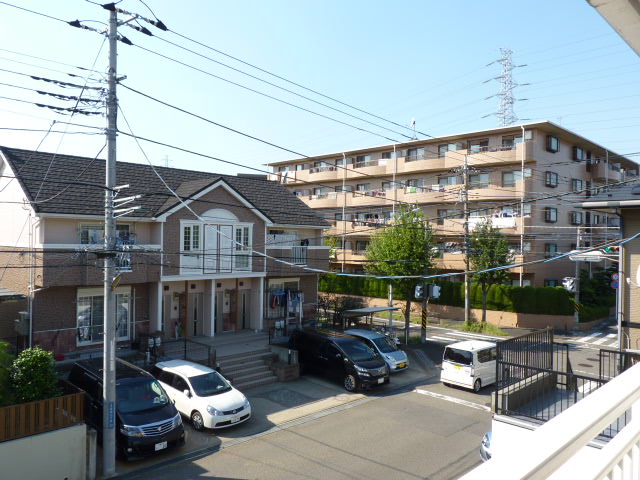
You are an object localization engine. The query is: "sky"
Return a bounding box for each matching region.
[0,0,639,178]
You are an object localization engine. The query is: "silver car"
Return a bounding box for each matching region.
[344,329,409,372]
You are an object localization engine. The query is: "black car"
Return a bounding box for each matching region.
[288,328,390,392]
[68,358,185,460]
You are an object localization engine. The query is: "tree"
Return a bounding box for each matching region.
[10,346,60,403]
[0,342,15,406]
[468,220,514,323]
[365,206,436,340]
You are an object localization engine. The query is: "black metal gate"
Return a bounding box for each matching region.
[599,348,640,380]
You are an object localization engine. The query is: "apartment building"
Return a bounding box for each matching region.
[0,146,329,355]
[267,121,638,287]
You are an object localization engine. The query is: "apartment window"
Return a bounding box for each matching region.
[406,147,425,161]
[355,154,371,167]
[545,243,558,258]
[381,181,394,191]
[355,240,369,252]
[438,175,459,186]
[592,214,600,225]
[406,179,423,188]
[469,139,489,153]
[182,224,201,252]
[438,144,449,158]
[335,158,345,166]
[545,171,559,188]
[544,207,558,223]
[546,135,560,153]
[544,279,559,287]
[469,173,489,189]
[470,208,489,217]
[571,178,584,193]
[573,146,585,161]
[522,204,532,216]
[277,166,290,172]
[335,185,353,193]
[295,163,308,171]
[570,211,583,225]
[502,135,522,148]
[356,183,371,191]
[502,171,522,187]
[234,226,251,270]
[586,181,592,198]
[437,209,461,225]
[381,151,393,159]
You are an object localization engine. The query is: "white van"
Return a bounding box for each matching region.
[440,340,497,392]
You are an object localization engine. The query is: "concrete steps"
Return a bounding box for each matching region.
[217,348,278,390]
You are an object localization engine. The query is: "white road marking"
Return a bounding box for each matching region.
[427,325,502,340]
[444,330,501,341]
[593,336,611,345]
[577,332,604,343]
[606,341,619,348]
[413,388,491,412]
[430,335,459,342]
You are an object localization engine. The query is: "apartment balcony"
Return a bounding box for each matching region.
[396,185,451,204]
[327,220,387,236]
[334,248,367,264]
[591,162,623,183]
[461,362,640,480]
[303,191,342,208]
[346,159,388,178]
[347,190,389,207]
[434,253,524,271]
[433,216,527,235]
[395,154,446,174]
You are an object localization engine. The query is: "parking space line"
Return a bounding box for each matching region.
[413,388,491,412]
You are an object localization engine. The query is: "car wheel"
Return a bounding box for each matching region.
[191,410,205,431]
[383,376,390,385]
[343,374,358,392]
[473,379,482,393]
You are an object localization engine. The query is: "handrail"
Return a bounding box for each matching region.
[461,362,640,479]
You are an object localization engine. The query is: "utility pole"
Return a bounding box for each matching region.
[573,227,581,327]
[463,154,471,324]
[102,6,118,477]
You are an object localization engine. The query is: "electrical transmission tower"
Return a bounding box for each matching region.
[484,48,529,126]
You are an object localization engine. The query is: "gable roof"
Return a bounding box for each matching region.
[0,146,329,227]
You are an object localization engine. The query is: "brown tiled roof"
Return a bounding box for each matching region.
[0,146,329,227]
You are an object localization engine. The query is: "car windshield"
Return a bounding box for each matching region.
[443,347,473,366]
[117,379,169,414]
[371,336,397,353]
[189,371,232,396]
[340,340,380,362]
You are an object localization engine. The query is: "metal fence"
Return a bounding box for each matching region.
[495,329,627,439]
[153,338,217,368]
[599,348,640,380]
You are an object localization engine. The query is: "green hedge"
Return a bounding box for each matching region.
[319,275,576,316]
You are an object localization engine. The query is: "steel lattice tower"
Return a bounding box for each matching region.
[485,48,527,126]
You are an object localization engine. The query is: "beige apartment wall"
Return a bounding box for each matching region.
[0,424,86,480]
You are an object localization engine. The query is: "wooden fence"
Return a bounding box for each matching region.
[0,392,84,443]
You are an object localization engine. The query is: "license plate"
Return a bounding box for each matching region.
[397,362,406,369]
[230,416,239,423]
[454,365,461,370]
[377,378,384,384]
[154,441,167,451]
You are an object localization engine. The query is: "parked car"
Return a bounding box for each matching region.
[68,358,185,460]
[151,360,251,431]
[440,340,497,392]
[344,328,409,372]
[288,328,390,392]
[480,431,492,462]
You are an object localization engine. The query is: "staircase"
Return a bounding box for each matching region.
[217,347,278,390]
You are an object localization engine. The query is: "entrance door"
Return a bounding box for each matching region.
[162,294,172,335]
[187,293,204,337]
[240,290,251,330]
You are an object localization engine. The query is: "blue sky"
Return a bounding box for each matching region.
[0,1,638,176]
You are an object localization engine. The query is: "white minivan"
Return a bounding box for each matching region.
[440,340,497,392]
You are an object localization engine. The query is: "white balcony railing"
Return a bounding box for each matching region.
[460,362,640,480]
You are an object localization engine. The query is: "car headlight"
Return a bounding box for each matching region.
[243,399,250,409]
[172,412,182,428]
[207,405,223,416]
[119,424,144,437]
[354,365,370,376]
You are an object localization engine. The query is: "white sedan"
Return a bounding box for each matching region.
[152,360,251,430]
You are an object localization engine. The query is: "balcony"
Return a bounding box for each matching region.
[396,154,446,174]
[328,219,390,236]
[396,184,451,204]
[591,162,623,183]
[346,159,388,178]
[461,352,640,480]
[347,190,389,207]
[304,191,341,208]
[334,248,366,264]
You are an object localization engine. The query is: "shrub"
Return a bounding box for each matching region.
[10,346,60,403]
[0,342,14,406]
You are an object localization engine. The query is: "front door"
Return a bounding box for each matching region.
[187,293,203,337]
[240,290,250,329]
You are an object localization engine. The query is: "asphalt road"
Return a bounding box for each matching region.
[128,376,492,480]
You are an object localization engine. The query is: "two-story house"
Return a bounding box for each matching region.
[0,146,329,355]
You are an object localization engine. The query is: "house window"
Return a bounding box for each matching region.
[382,181,394,191]
[545,243,558,258]
[234,226,251,270]
[502,135,522,148]
[573,146,585,161]
[544,279,559,287]
[77,288,130,345]
[438,144,449,158]
[469,139,489,153]
[80,223,104,245]
[355,155,371,167]
[437,209,460,225]
[571,179,584,193]
[356,183,371,191]
[546,135,560,153]
[469,173,489,189]
[381,151,393,159]
[545,171,559,188]
[545,207,558,223]
[570,211,583,225]
[295,163,307,171]
[354,240,369,252]
[182,224,201,252]
[406,147,425,161]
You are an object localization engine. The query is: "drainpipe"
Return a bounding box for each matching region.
[520,125,525,287]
